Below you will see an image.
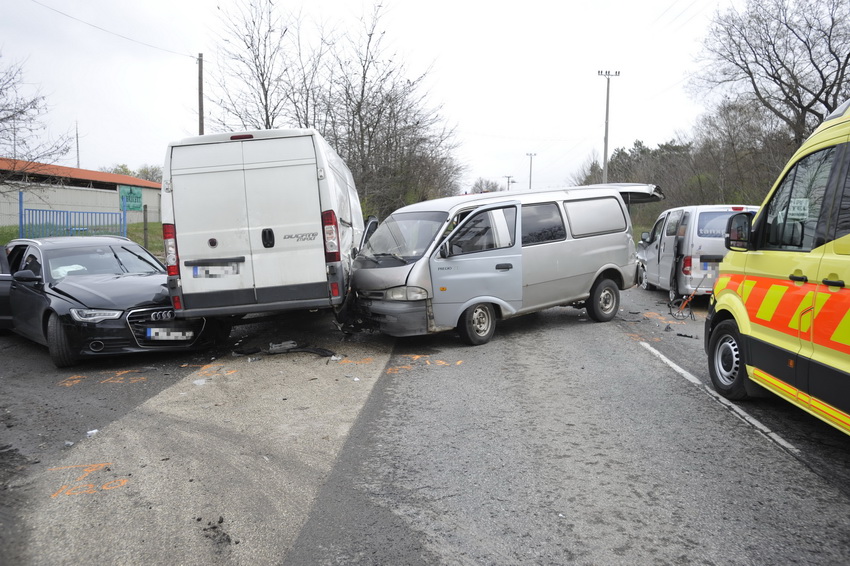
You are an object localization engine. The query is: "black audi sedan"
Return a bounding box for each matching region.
[0,236,217,367]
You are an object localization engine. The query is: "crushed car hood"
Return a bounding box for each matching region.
[50,273,171,310]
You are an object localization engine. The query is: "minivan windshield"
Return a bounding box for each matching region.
[361,211,449,264]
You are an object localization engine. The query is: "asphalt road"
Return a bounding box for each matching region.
[2,289,849,565]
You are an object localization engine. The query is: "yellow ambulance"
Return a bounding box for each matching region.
[705,99,850,436]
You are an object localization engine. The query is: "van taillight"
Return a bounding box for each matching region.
[162,223,180,277]
[322,210,340,263]
[682,256,693,276]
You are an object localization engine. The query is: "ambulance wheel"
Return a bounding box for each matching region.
[458,303,495,345]
[708,319,750,400]
[586,278,619,322]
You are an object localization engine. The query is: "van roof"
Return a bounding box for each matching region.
[170,128,320,147]
[393,183,662,215]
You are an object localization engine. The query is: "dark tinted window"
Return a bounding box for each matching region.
[521,203,566,246]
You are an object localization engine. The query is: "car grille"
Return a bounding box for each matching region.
[126,307,205,347]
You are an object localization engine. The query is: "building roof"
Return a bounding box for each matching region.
[0,158,160,190]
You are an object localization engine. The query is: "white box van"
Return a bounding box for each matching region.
[348,184,662,344]
[161,129,366,319]
[637,204,758,301]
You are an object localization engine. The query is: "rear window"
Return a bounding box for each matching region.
[564,197,626,237]
[697,211,737,238]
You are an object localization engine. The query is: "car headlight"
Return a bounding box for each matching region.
[69,308,124,323]
[384,286,428,301]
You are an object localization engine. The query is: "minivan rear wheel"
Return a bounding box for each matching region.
[458,303,496,345]
[586,278,619,322]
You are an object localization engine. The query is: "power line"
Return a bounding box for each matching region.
[28,0,196,60]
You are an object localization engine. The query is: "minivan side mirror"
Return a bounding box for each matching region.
[725,212,752,251]
[640,231,650,243]
[438,240,451,259]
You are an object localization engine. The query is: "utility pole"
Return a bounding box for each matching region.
[503,175,514,191]
[198,53,204,135]
[526,153,536,190]
[598,70,619,184]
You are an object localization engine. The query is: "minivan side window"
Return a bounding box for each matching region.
[665,210,683,237]
[521,203,566,245]
[761,146,835,252]
[449,207,516,255]
[564,197,627,237]
[833,164,850,240]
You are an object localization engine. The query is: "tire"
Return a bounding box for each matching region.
[707,319,750,400]
[457,303,496,345]
[47,313,78,368]
[586,278,619,322]
[638,264,654,290]
[668,282,679,303]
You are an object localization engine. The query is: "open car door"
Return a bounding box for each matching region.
[0,249,12,330]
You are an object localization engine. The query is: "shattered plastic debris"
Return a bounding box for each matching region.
[330,354,344,362]
[664,324,674,332]
[64,441,74,447]
[267,342,337,357]
[233,347,262,356]
[87,429,98,438]
[193,379,207,386]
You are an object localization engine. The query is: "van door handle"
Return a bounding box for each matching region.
[261,228,275,248]
[495,263,513,270]
[789,274,808,283]
[822,278,845,288]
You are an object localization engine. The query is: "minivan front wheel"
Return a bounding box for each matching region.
[708,319,750,400]
[586,278,619,322]
[458,303,496,345]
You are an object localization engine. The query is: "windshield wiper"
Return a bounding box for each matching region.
[119,246,162,273]
[372,253,408,264]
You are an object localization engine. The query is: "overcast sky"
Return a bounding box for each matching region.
[2,0,736,190]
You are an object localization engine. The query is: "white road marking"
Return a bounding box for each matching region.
[640,341,801,456]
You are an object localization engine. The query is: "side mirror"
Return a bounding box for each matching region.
[362,216,379,245]
[13,269,42,283]
[438,240,451,259]
[640,231,650,243]
[725,212,752,251]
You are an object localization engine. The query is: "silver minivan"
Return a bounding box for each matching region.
[637,204,758,301]
[348,184,663,344]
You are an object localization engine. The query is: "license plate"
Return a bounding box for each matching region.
[701,262,718,271]
[193,264,238,278]
[147,328,194,340]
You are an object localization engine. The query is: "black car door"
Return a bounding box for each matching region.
[0,250,12,329]
[9,245,50,343]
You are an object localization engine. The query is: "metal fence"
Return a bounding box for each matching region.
[18,192,127,238]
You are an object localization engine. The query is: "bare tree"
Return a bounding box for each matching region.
[0,54,71,192]
[470,177,502,194]
[696,0,850,144]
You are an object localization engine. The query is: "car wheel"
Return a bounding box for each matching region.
[638,264,654,290]
[708,319,750,400]
[457,303,496,345]
[586,278,619,322]
[47,313,78,368]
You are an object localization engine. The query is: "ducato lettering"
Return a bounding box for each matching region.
[283,232,319,242]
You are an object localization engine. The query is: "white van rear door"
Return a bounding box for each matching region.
[242,136,326,303]
[171,135,326,307]
[430,203,522,328]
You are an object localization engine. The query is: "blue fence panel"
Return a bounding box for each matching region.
[18,192,127,238]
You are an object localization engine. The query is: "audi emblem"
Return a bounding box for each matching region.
[150,310,175,321]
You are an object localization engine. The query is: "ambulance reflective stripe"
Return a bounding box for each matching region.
[752,367,850,434]
[717,273,849,352]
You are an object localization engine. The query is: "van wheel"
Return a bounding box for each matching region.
[586,278,619,322]
[47,313,78,368]
[638,264,654,290]
[458,303,496,345]
[708,319,750,400]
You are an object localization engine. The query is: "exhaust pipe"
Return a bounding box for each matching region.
[89,341,105,352]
